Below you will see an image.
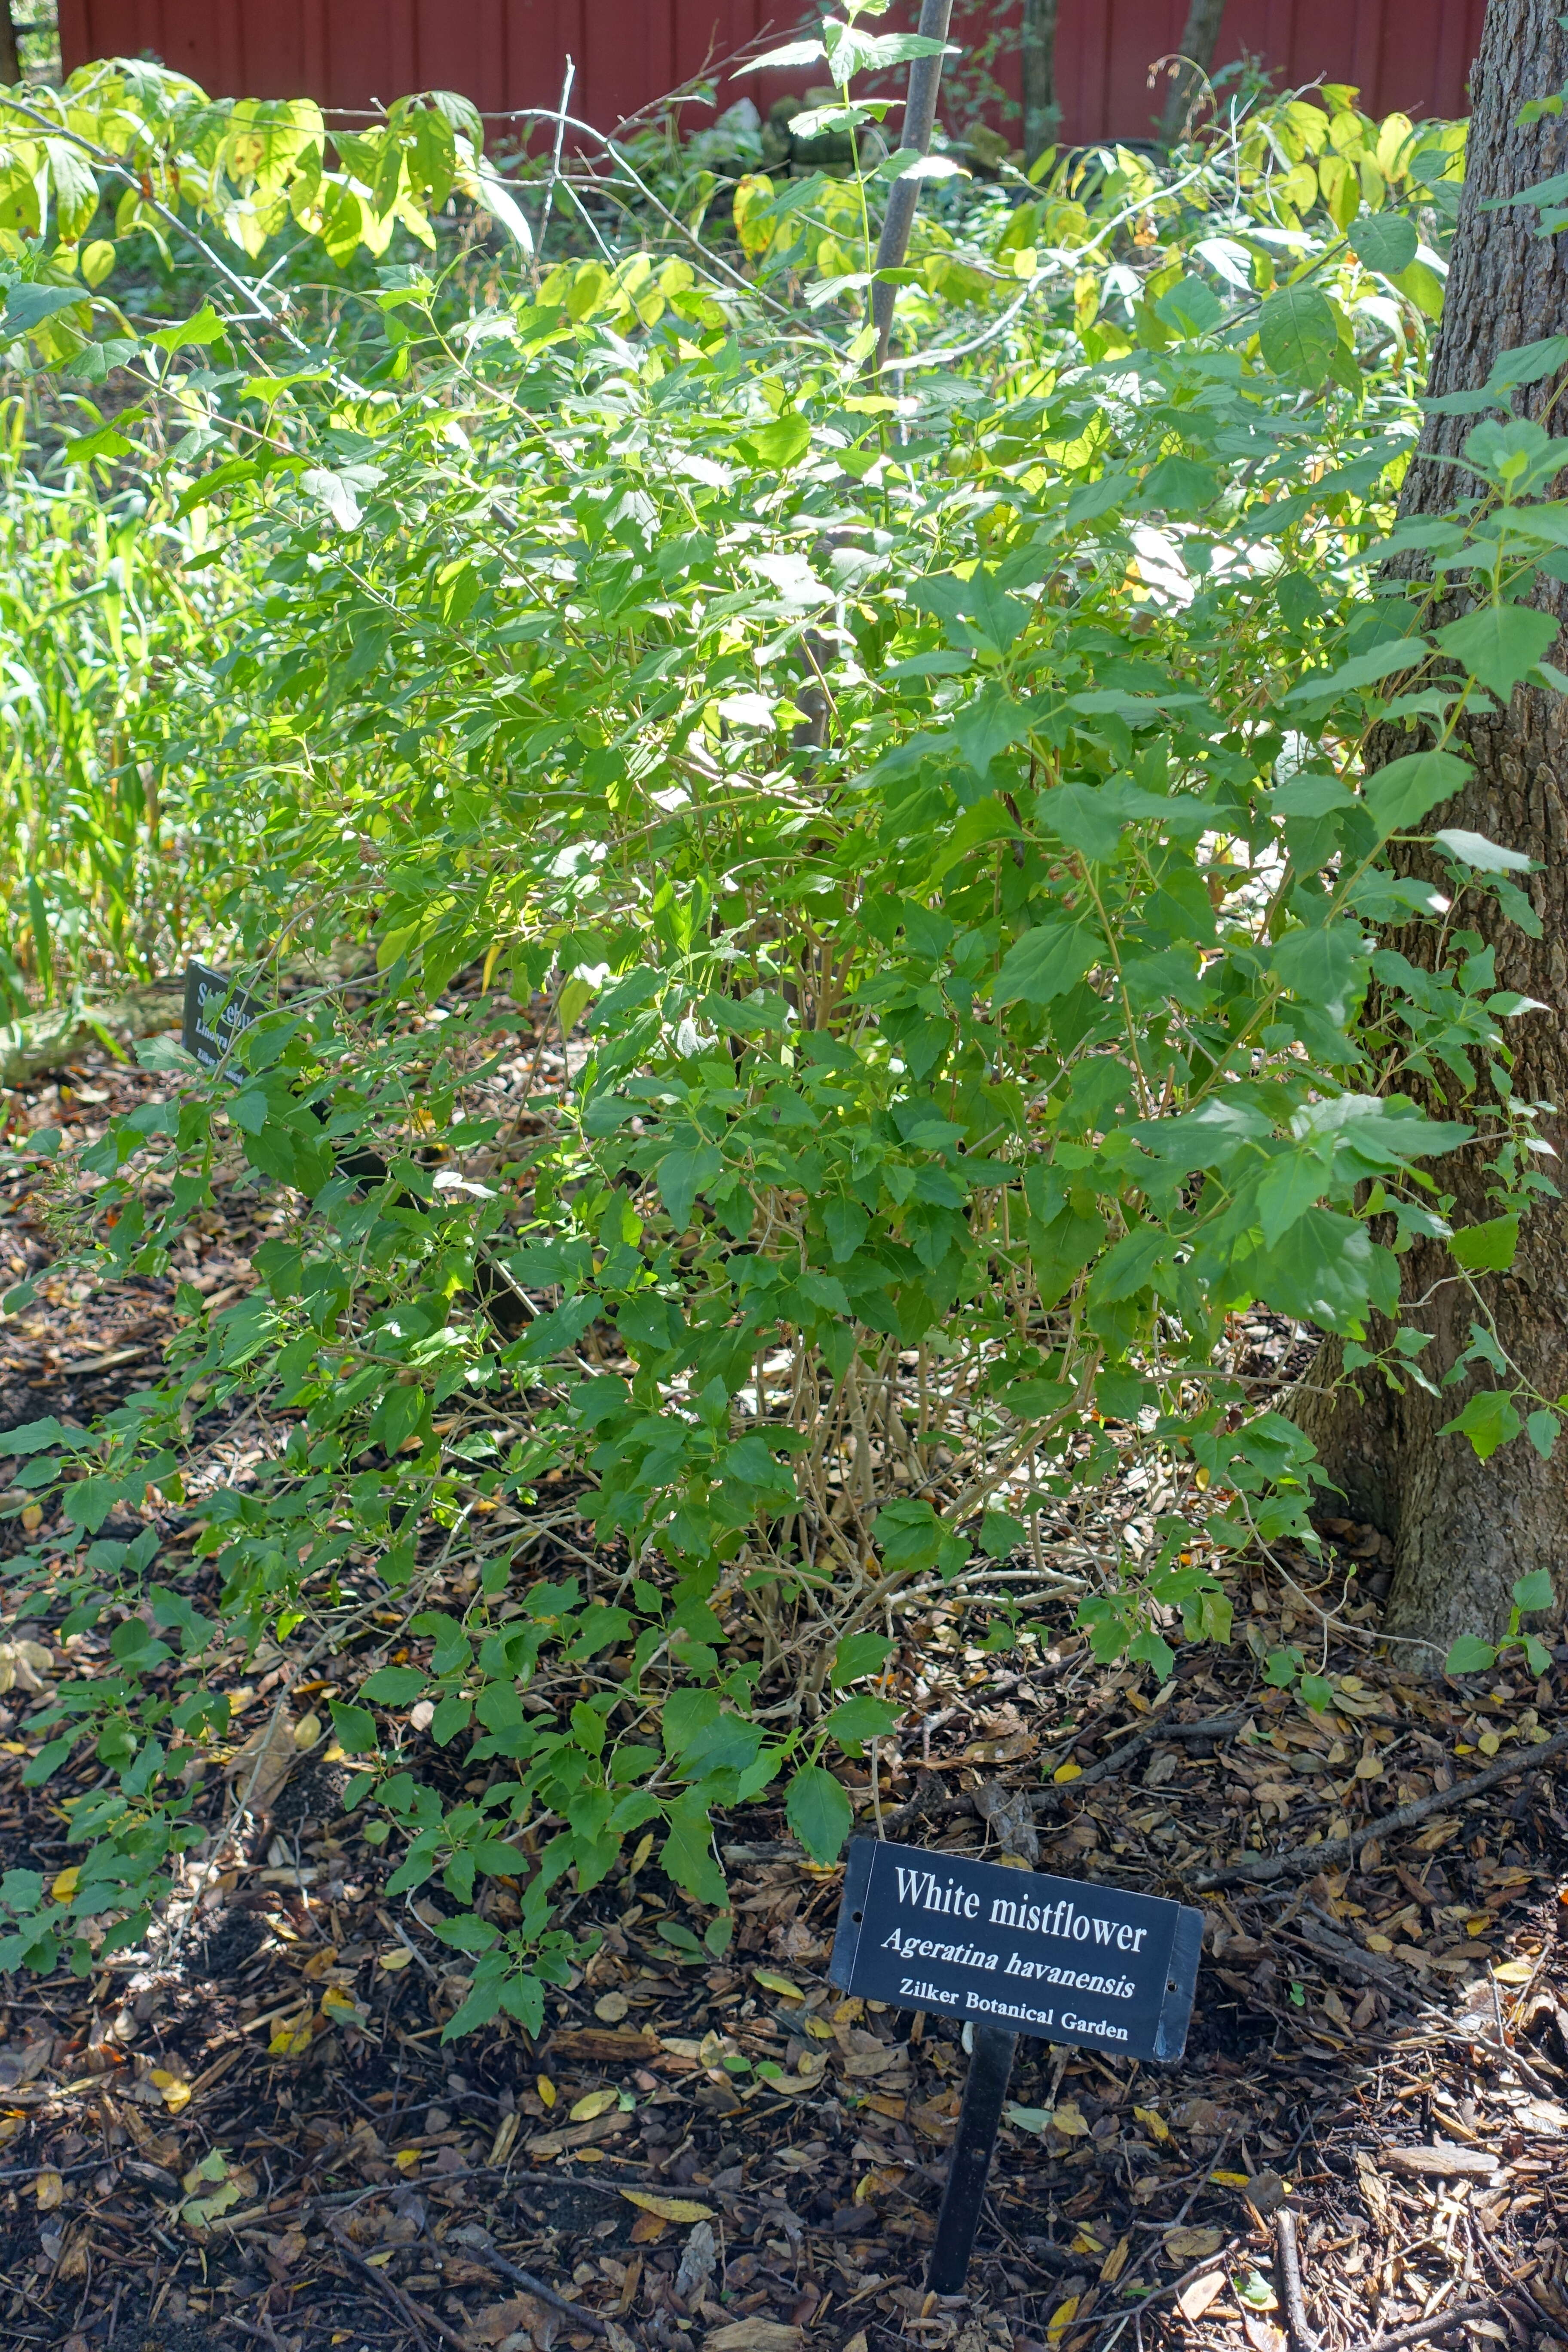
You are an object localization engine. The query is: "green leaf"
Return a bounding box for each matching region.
[4,282,89,334]
[147,303,229,352]
[1348,213,1419,275]
[657,1142,722,1231]
[1250,1208,1378,1332]
[1512,1568,1554,1613]
[994,921,1099,1006]
[432,1911,501,1952]
[1449,1214,1518,1272]
[1363,747,1472,833]
[820,1693,900,1746]
[1433,827,1533,872]
[1256,1151,1329,1248]
[1139,453,1219,512]
[360,1666,428,1704]
[1526,1409,1560,1461]
[1444,1634,1498,1675]
[979,1510,1027,1559]
[1283,637,1428,707]
[831,1632,894,1686]
[1271,922,1363,1020]
[952,683,1029,778]
[329,1702,379,1753]
[1258,285,1339,386]
[661,1792,728,1908]
[743,414,811,468]
[784,1764,853,1862]
[1439,1387,1522,1460]
[1435,603,1559,701]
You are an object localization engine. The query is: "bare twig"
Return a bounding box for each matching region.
[332,2232,469,2351]
[870,0,956,370]
[1276,2206,1319,2352]
[1193,1724,1568,1890]
[1366,2296,1507,2352]
[538,55,576,266]
[456,2236,609,2334]
[1035,1711,1247,1813]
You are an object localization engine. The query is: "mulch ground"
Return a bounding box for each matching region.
[1,1050,1565,2352]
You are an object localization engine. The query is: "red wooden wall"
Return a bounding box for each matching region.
[57,0,1488,144]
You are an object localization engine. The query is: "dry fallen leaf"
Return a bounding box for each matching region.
[223,1711,297,1815]
[1492,1958,1535,1984]
[1133,2103,1170,2141]
[1179,2271,1229,2322]
[1047,2297,1080,2342]
[377,1946,412,1972]
[469,2295,557,2346]
[630,2210,671,2243]
[1051,2099,1089,2137]
[622,2189,715,2225]
[1243,2319,1288,2352]
[594,1990,630,2023]
[34,2168,63,2208]
[703,2326,803,2352]
[1164,2226,1225,2263]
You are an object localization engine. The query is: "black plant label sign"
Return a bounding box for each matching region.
[828,1836,1203,2061]
[182,960,263,1074]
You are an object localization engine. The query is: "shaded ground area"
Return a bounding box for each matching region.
[0,1050,1564,2352]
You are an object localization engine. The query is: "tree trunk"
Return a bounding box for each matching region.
[1292,0,1568,1659]
[0,10,21,88]
[1158,0,1226,146]
[1020,0,1059,168]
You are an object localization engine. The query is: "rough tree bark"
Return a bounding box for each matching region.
[1158,0,1226,147]
[0,10,20,88]
[1020,0,1060,168]
[1292,0,1568,1657]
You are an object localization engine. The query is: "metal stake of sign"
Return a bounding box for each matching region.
[926,2022,1019,2295]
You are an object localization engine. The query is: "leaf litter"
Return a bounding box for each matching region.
[1,1047,1567,2352]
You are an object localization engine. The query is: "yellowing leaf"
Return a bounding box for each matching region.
[1133,2104,1170,2141]
[1053,1761,1082,1783]
[378,1946,413,1971]
[1211,2169,1252,2185]
[293,1712,322,1748]
[1101,2235,1132,2284]
[1051,2100,1089,2136]
[753,1969,804,2000]
[538,2075,557,2108]
[1047,2297,1080,2340]
[49,1867,79,1902]
[393,2148,421,2170]
[1492,1958,1536,1984]
[150,2067,193,2113]
[570,2086,618,2122]
[266,2020,314,2059]
[621,2189,715,2224]
[34,2169,63,2209]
